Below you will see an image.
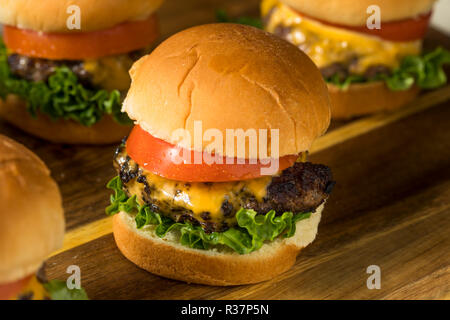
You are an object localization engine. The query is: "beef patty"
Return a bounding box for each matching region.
[114,143,334,233]
[7,48,149,88]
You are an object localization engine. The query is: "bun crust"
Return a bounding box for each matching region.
[112,205,323,286]
[0,135,64,283]
[0,0,164,32]
[280,0,436,26]
[0,95,131,144]
[328,82,420,119]
[124,23,331,159]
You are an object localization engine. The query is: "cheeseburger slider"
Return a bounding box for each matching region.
[0,135,87,299]
[0,0,163,144]
[106,24,335,285]
[262,0,450,119]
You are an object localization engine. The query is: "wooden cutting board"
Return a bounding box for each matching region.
[1,0,449,300]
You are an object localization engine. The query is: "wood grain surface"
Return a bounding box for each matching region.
[0,0,449,300]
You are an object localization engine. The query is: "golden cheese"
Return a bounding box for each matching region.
[262,0,421,74]
[83,53,135,91]
[128,169,272,224]
[11,275,49,300]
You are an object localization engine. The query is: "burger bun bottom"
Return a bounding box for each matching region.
[329,82,420,119]
[112,204,324,286]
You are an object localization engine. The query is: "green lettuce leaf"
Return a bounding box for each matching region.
[43,280,89,300]
[327,74,366,90]
[106,176,312,254]
[0,38,132,126]
[216,9,263,29]
[326,47,450,91]
[387,47,450,90]
[105,176,131,215]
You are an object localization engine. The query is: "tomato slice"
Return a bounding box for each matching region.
[126,125,298,182]
[0,276,32,300]
[294,9,431,42]
[3,14,159,60]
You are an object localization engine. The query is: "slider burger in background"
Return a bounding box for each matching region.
[0,0,164,144]
[0,135,87,299]
[106,24,335,285]
[262,0,450,119]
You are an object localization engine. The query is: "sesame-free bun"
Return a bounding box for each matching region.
[328,82,420,119]
[113,204,323,286]
[123,23,331,159]
[280,0,436,26]
[0,0,164,32]
[0,135,64,284]
[0,95,131,144]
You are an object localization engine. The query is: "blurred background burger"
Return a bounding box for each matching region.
[0,135,87,299]
[0,0,163,144]
[262,0,450,118]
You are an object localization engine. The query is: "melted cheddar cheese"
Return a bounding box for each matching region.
[83,53,135,91]
[127,169,272,226]
[262,0,421,74]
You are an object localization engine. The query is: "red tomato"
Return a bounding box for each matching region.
[0,276,31,300]
[294,9,431,42]
[3,14,159,60]
[126,125,299,182]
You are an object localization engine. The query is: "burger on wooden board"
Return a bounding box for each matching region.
[0,135,87,299]
[106,24,335,285]
[0,0,163,144]
[262,0,450,119]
